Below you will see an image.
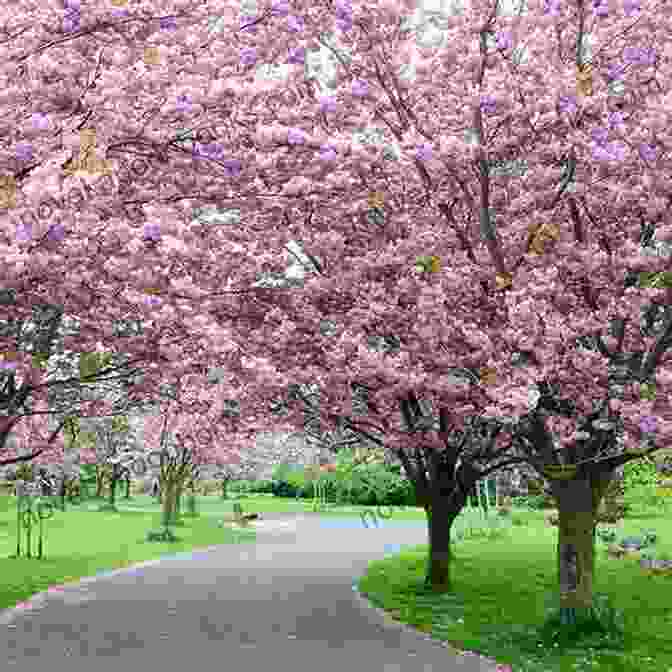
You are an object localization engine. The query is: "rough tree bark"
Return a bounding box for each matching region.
[423,498,462,592]
[175,479,184,520]
[291,383,533,594]
[95,465,106,498]
[108,470,118,507]
[396,410,484,593]
[161,477,177,527]
[107,463,124,508]
[550,468,615,624]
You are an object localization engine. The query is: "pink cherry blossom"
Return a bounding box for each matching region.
[0,0,668,502]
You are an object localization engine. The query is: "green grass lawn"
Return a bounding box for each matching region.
[0,494,256,613]
[106,493,430,519]
[356,504,672,672]
[4,490,672,671]
[0,491,424,614]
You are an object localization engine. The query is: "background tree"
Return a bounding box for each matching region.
[78,413,136,510]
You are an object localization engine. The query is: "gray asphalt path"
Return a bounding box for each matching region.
[1,514,503,671]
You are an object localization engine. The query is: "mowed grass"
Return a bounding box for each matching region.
[109,492,430,519]
[0,494,256,613]
[4,490,672,671]
[0,490,423,613]
[356,503,672,672]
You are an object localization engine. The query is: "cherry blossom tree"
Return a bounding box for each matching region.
[0,0,670,635]
[127,372,247,529]
[178,0,671,622]
[76,414,136,508]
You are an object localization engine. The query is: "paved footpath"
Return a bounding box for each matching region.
[0,514,503,671]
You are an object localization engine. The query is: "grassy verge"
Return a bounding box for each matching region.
[356,505,672,672]
[0,495,255,613]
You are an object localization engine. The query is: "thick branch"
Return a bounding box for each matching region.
[0,417,67,466]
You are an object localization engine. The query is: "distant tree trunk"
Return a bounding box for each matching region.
[95,465,106,498]
[57,475,67,510]
[161,478,177,527]
[108,464,121,508]
[175,479,184,520]
[186,475,198,515]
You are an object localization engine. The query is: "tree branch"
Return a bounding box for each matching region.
[0,417,67,466]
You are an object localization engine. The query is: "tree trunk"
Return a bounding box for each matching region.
[557,507,596,620]
[96,466,105,498]
[161,478,177,527]
[109,468,119,507]
[423,500,460,593]
[175,480,184,520]
[397,436,476,595]
[186,477,198,516]
[57,476,67,511]
[551,472,612,625]
[151,476,162,501]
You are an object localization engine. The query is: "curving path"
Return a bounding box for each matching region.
[0,513,502,671]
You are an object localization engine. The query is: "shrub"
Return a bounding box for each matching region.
[284,468,307,493]
[270,459,417,506]
[248,479,274,494]
[227,480,255,496]
[146,528,180,543]
[622,459,659,514]
[271,479,301,499]
[383,476,416,506]
[512,494,548,510]
[329,463,388,506]
[596,497,629,524]
[271,463,303,482]
[302,473,339,502]
[596,527,617,543]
